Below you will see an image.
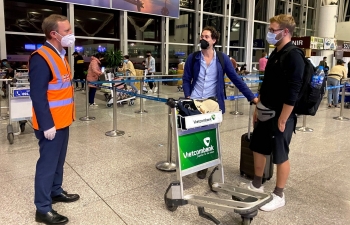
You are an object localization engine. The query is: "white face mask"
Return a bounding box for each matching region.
[56,32,75,47]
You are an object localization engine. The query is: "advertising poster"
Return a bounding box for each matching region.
[47,0,110,8]
[112,0,180,18]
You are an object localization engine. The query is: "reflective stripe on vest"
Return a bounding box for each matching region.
[49,98,74,108]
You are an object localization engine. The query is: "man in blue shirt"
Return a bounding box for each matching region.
[183,26,258,179]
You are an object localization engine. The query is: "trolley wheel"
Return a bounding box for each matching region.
[104,93,109,101]
[129,100,135,106]
[208,166,219,192]
[20,123,26,132]
[107,104,112,108]
[242,217,252,225]
[7,132,14,144]
[164,193,178,212]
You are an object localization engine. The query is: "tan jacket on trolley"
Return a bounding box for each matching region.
[328,65,347,81]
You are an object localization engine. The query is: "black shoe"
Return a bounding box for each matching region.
[197,169,208,179]
[35,210,68,225]
[52,191,80,203]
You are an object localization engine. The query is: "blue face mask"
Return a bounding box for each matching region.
[266,30,283,45]
[123,59,128,63]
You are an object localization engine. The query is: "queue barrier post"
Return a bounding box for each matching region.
[156,105,176,172]
[230,87,243,115]
[135,76,148,114]
[296,115,313,132]
[333,81,350,121]
[105,85,125,137]
[79,80,96,121]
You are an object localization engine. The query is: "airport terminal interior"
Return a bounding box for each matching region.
[1,0,350,224]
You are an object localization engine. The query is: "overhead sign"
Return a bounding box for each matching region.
[324,38,336,50]
[291,36,311,49]
[47,0,180,18]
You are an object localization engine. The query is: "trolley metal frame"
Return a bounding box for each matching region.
[164,98,272,225]
[5,69,32,144]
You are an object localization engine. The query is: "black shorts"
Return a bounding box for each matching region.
[249,114,297,164]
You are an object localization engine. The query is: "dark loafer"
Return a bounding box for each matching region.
[196,169,208,179]
[52,191,80,203]
[35,210,68,225]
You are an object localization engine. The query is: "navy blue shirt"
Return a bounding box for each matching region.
[29,43,60,131]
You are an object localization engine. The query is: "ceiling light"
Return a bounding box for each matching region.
[41,9,53,12]
[30,11,40,14]
[75,19,81,21]
[90,18,98,20]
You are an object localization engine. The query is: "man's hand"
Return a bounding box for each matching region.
[44,126,56,140]
[252,97,259,104]
[278,117,286,132]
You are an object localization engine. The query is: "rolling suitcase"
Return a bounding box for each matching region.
[239,103,273,183]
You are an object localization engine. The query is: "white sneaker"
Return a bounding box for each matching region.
[89,103,98,106]
[248,181,264,193]
[153,87,158,93]
[260,193,285,212]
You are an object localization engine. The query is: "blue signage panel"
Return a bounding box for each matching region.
[13,89,30,97]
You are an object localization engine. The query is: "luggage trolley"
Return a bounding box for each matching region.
[164,98,272,225]
[6,70,32,144]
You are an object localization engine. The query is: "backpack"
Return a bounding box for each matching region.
[280,46,326,116]
[191,51,226,98]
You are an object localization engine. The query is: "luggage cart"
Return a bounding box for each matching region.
[6,75,32,144]
[164,98,272,225]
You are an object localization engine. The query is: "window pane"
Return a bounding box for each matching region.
[275,0,285,15]
[180,0,195,9]
[6,34,46,59]
[307,9,314,29]
[127,12,161,41]
[4,0,65,33]
[74,6,119,38]
[228,48,245,62]
[293,5,301,27]
[169,11,195,44]
[253,23,266,52]
[308,0,316,8]
[231,0,247,18]
[169,45,194,68]
[204,0,224,14]
[75,39,120,58]
[229,20,246,47]
[255,0,268,22]
[128,43,161,72]
[203,15,223,46]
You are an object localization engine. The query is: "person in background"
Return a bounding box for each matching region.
[119,55,139,93]
[319,56,327,68]
[327,59,347,108]
[228,55,238,69]
[72,51,85,91]
[258,52,268,91]
[145,51,157,93]
[29,14,79,225]
[87,53,103,106]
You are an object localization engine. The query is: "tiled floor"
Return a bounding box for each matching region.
[1,85,350,225]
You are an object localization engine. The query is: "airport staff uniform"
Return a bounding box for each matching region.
[29,42,75,214]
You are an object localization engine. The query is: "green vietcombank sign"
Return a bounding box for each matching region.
[179,128,218,171]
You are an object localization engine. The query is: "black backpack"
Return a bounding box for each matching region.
[191,51,226,98]
[280,46,326,116]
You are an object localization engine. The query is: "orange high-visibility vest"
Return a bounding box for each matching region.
[30,46,75,130]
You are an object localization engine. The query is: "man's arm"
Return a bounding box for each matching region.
[224,55,256,102]
[29,54,54,131]
[182,54,193,98]
[279,50,304,131]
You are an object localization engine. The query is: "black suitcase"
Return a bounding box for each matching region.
[239,103,273,183]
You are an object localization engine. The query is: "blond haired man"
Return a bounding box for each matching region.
[249,14,304,211]
[29,14,79,224]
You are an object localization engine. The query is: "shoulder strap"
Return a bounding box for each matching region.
[216,51,226,98]
[280,45,305,66]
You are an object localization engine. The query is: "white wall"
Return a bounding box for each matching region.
[335,22,350,41]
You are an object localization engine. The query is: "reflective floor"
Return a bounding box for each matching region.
[1,84,350,225]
